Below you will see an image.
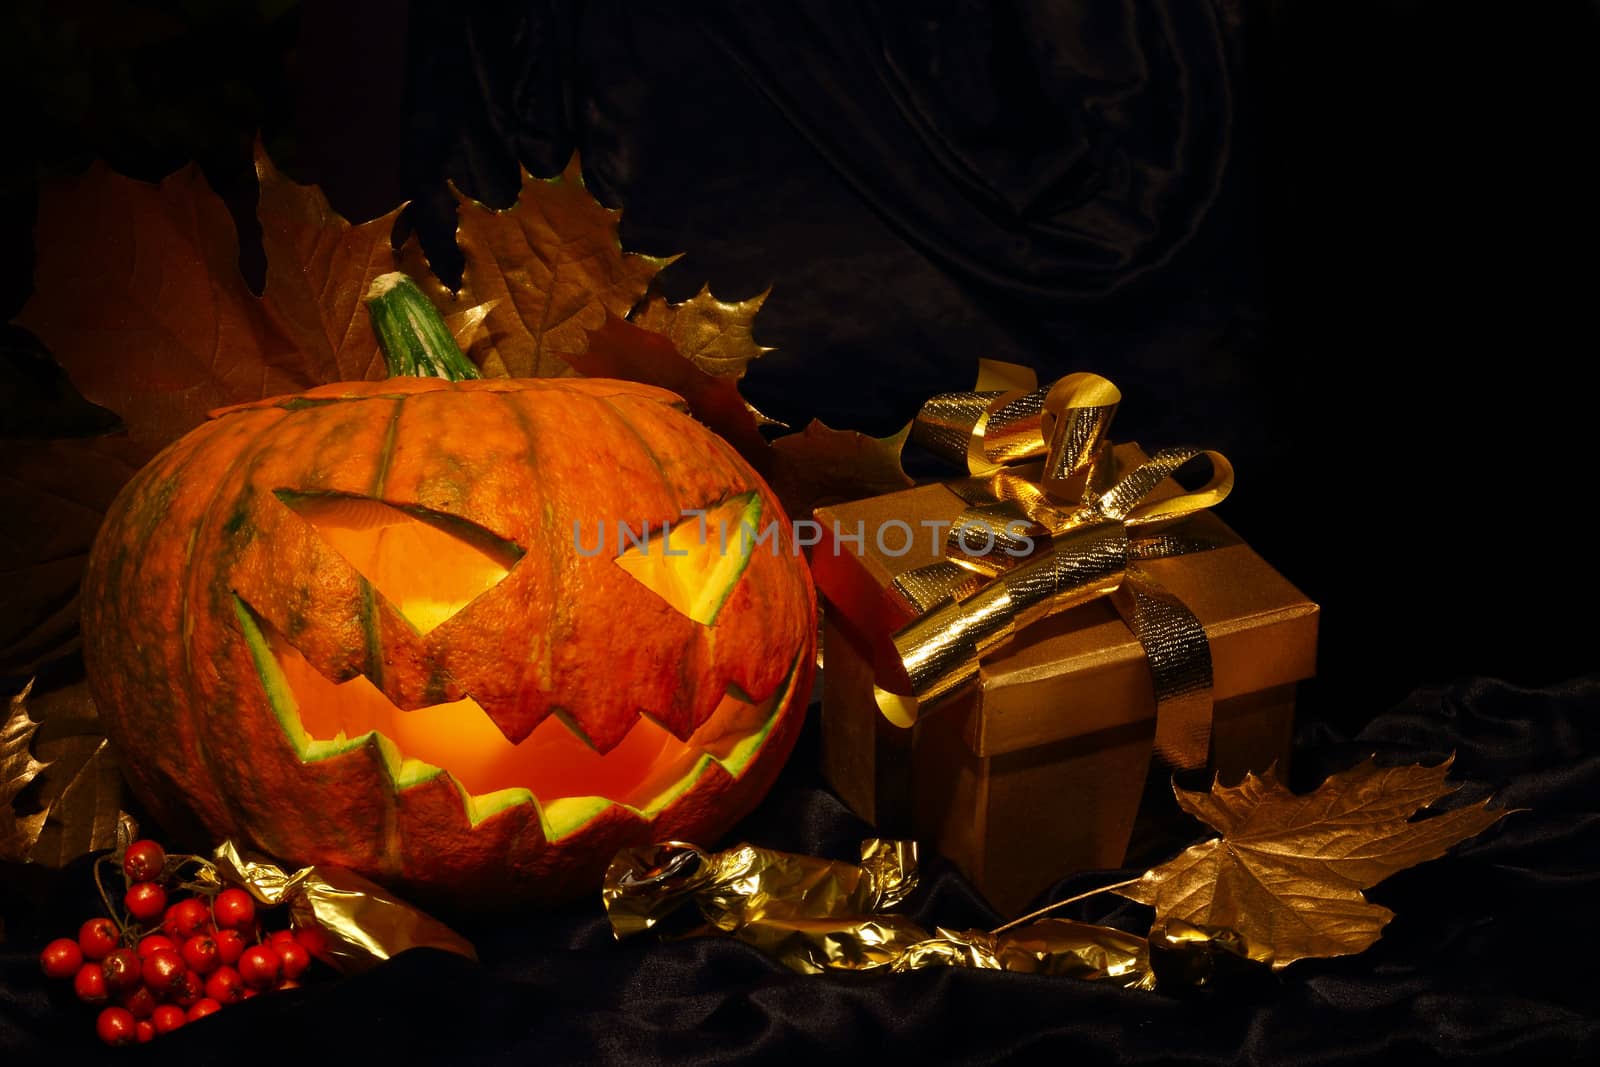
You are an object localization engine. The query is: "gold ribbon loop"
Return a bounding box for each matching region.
[1040,372,1121,493]
[910,389,1015,474]
[875,367,1231,771]
[1096,447,1234,527]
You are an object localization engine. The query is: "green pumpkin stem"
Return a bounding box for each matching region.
[365,272,482,381]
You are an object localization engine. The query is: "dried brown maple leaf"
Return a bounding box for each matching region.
[769,420,914,513]
[632,285,771,380]
[15,161,313,454]
[569,314,772,463]
[1116,757,1509,969]
[255,144,404,385]
[451,157,676,378]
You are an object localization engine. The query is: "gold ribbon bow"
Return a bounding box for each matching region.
[873,361,1233,771]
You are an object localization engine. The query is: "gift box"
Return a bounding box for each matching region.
[810,377,1318,916]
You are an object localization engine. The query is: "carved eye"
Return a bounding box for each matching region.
[275,492,522,634]
[613,493,762,625]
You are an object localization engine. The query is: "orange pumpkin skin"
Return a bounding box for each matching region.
[82,376,816,906]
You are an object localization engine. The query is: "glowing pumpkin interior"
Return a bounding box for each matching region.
[234,493,789,834]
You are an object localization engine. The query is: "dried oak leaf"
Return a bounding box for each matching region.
[451,157,677,378]
[1117,757,1509,969]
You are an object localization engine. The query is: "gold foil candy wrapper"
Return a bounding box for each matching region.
[209,840,477,973]
[1146,919,1268,989]
[603,838,1153,988]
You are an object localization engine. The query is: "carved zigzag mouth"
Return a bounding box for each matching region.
[233,598,799,840]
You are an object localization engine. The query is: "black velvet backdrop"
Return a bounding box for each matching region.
[3,1,1600,1063]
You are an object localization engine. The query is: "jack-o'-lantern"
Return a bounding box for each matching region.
[80,275,816,906]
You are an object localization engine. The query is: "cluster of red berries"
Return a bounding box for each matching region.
[37,838,326,1047]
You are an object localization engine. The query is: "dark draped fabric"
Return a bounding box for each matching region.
[3,679,1598,1063]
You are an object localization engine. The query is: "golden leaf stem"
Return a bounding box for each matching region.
[990,876,1141,935]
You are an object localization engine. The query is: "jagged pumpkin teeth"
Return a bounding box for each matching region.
[81,274,817,905]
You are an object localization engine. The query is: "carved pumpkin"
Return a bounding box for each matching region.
[80,276,816,905]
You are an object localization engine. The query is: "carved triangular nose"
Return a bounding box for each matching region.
[276,492,523,634]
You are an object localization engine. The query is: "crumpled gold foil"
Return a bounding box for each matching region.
[603,838,1154,988]
[879,361,1234,770]
[205,841,477,972]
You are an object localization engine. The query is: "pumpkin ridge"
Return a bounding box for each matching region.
[361,396,407,695]
[182,415,287,836]
[369,393,406,498]
[593,393,683,516]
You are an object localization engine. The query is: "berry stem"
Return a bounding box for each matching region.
[91,856,133,942]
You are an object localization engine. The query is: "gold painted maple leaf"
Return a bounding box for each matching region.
[1117,757,1509,969]
[1,679,123,867]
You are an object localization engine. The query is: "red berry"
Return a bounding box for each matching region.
[267,929,297,950]
[78,918,120,961]
[73,963,108,1005]
[237,945,281,990]
[276,941,311,981]
[141,949,186,995]
[212,888,256,931]
[122,839,166,883]
[293,925,329,961]
[96,1006,138,1047]
[125,881,167,922]
[39,937,83,979]
[152,1004,186,1034]
[213,928,247,966]
[241,986,259,1000]
[180,933,220,975]
[136,1019,155,1043]
[118,984,157,1019]
[203,965,244,1005]
[137,934,178,959]
[169,968,205,1008]
[163,897,211,940]
[186,998,222,1021]
[101,948,142,993]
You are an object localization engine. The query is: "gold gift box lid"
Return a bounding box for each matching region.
[813,445,1319,759]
